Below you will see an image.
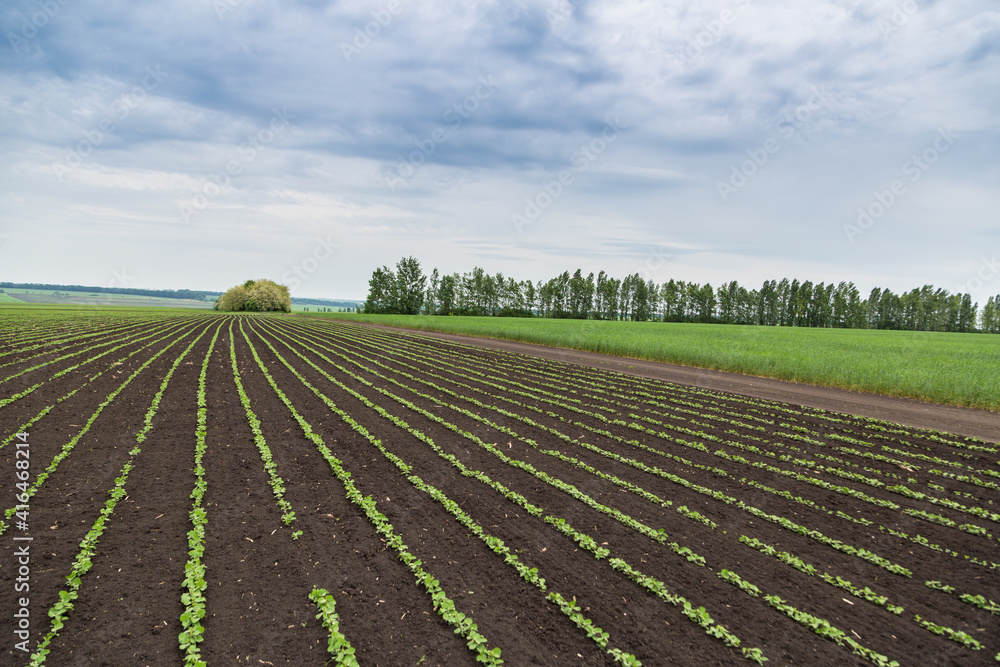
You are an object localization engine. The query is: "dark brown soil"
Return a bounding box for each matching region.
[1,314,997,666]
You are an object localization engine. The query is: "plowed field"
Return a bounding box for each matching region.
[1,312,997,666]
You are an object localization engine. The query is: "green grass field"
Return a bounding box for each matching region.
[309,313,1000,411]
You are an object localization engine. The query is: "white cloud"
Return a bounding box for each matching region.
[0,0,997,300]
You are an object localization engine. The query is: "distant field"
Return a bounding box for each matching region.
[289,303,353,313]
[313,313,1000,411]
[0,288,212,309]
[0,304,214,315]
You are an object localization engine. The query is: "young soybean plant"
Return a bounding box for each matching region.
[309,588,359,667]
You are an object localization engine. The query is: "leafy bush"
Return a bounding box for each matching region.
[214,279,291,312]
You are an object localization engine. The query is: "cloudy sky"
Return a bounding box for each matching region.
[1,0,998,300]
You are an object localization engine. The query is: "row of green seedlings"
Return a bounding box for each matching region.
[227,320,299,536]
[491,333,993,454]
[311,324,921,578]
[0,326,197,451]
[930,469,1000,494]
[0,314,138,349]
[317,324,788,440]
[264,328,668,666]
[417,326,994,460]
[613,411,999,555]
[0,325,201,536]
[259,321,775,664]
[911,615,984,650]
[279,321,915,580]
[288,326,916,667]
[649,411,914,487]
[309,588,359,666]
[652,422,902,510]
[419,347,990,531]
[27,324,210,665]
[925,481,986,505]
[295,322,737,492]
[345,323,884,542]
[716,569,899,667]
[876,524,999,570]
[587,389,983,507]
[0,316,76,344]
[318,323,924,530]
[902,508,996,541]
[0,385,85,453]
[179,323,223,666]
[0,321,194,451]
[926,579,1000,660]
[235,324,505,666]
[267,321,713,522]
[287,322,942,568]
[786,420,991,475]
[772,423,1000,503]
[0,317,182,390]
[645,426,999,564]
[292,322,936,664]
[669,420,997,538]
[888,483,999,526]
[925,581,1000,615]
[545,593,641,667]
[661,426,996,567]
[637,376,996,457]
[0,319,193,416]
[0,319,152,369]
[247,321,674,665]
[739,533,996,653]
[738,535,904,613]
[254,320,768,663]
[741,478,874,527]
[261,321,715,557]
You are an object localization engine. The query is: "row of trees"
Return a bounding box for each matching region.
[363,258,1000,333]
